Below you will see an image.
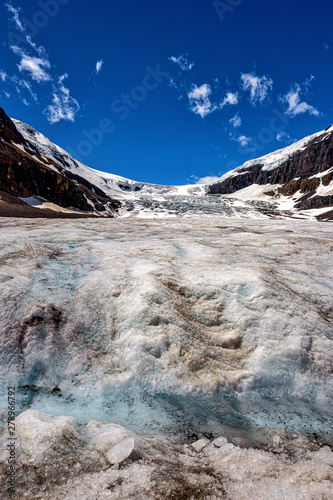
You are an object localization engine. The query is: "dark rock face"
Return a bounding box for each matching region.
[0,145,92,211]
[0,190,97,218]
[322,172,333,186]
[0,107,28,146]
[296,195,333,210]
[278,177,321,196]
[0,107,121,217]
[207,128,333,203]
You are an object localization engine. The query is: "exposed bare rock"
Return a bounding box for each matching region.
[0,107,121,217]
[207,125,333,212]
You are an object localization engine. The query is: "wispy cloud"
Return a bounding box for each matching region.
[323,42,329,52]
[187,83,217,118]
[11,46,52,82]
[232,134,251,147]
[229,113,242,128]
[168,77,178,90]
[0,70,7,82]
[169,56,240,118]
[95,59,103,74]
[276,131,295,144]
[44,74,80,124]
[220,91,238,108]
[4,2,80,123]
[168,74,189,96]
[6,3,25,32]
[25,36,46,57]
[169,54,194,71]
[14,76,38,101]
[281,82,320,117]
[240,72,273,105]
[304,74,316,91]
[1,72,39,103]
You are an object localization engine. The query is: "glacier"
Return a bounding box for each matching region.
[0,216,332,499]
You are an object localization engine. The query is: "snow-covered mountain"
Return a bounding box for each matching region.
[1,105,333,220]
[208,125,333,217]
[1,107,210,218]
[12,118,149,199]
[0,107,123,217]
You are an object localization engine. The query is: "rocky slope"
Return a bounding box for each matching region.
[0,108,294,221]
[1,105,333,219]
[0,107,121,217]
[208,125,333,212]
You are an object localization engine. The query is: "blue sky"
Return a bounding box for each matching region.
[0,0,332,185]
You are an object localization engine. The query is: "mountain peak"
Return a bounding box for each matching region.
[1,106,333,220]
[207,126,333,215]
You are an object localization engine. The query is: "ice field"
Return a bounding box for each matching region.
[0,216,332,498]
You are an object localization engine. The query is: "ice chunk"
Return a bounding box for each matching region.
[192,438,210,452]
[273,435,281,446]
[86,421,133,455]
[213,437,228,447]
[107,437,136,465]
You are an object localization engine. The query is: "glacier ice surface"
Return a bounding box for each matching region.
[0,216,332,498]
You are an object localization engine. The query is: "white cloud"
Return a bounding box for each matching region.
[96,60,103,74]
[276,131,288,142]
[220,92,238,108]
[304,74,316,92]
[168,75,187,95]
[241,72,273,105]
[195,175,220,185]
[169,77,178,89]
[26,36,46,57]
[18,55,51,82]
[44,75,80,124]
[229,113,242,128]
[188,83,217,118]
[3,91,11,98]
[2,73,39,104]
[16,77,38,101]
[281,83,320,117]
[6,3,25,32]
[4,4,80,122]
[0,70,7,82]
[6,4,46,56]
[232,134,251,147]
[238,135,251,147]
[58,73,68,84]
[188,84,211,101]
[169,54,194,71]
[276,131,293,143]
[11,46,52,83]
